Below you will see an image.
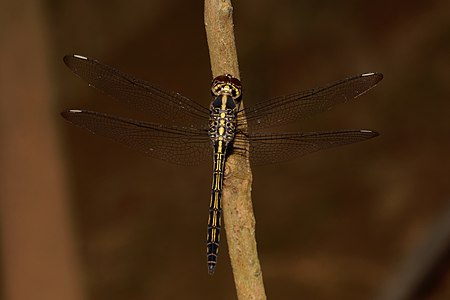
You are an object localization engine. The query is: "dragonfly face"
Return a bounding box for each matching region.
[61,54,383,274]
[210,74,243,102]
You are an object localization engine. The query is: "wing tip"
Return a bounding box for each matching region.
[73,54,88,60]
[61,109,83,119]
[61,108,83,113]
[64,53,88,60]
[360,129,380,138]
[361,72,384,83]
[63,54,90,68]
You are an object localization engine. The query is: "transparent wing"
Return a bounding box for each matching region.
[61,110,211,166]
[64,54,210,128]
[237,73,383,130]
[233,130,378,165]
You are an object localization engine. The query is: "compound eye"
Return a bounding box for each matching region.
[214,75,229,82]
[211,75,228,88]
[229,77,242,88]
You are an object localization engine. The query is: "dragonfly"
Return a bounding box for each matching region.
[61,54,383,274]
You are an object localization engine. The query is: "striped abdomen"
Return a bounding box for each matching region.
[206,144,227,275]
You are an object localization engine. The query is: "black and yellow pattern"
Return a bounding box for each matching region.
[206,75,242,274]
[206,147,225,274]
[61,55,382,275]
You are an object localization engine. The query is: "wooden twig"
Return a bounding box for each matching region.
[204,1,266,299]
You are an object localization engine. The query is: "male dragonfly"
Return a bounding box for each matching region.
[61,54,383,274]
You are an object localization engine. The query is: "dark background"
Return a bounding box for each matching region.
[1,0,450,299]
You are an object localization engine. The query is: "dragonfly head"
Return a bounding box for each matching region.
[211,74,242,102]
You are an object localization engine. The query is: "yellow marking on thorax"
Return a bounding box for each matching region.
[216,95,229,142]
[221,94,228,110]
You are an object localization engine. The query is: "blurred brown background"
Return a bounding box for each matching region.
[1,0,450,299]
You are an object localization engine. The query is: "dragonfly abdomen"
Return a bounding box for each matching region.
[207,149,226,274]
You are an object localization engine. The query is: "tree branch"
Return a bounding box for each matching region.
[204,1,266,299]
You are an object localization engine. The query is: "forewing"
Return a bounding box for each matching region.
[237,73,383,130]
[64,54,210,128]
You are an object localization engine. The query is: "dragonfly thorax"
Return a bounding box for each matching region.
[208,94,237,145]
